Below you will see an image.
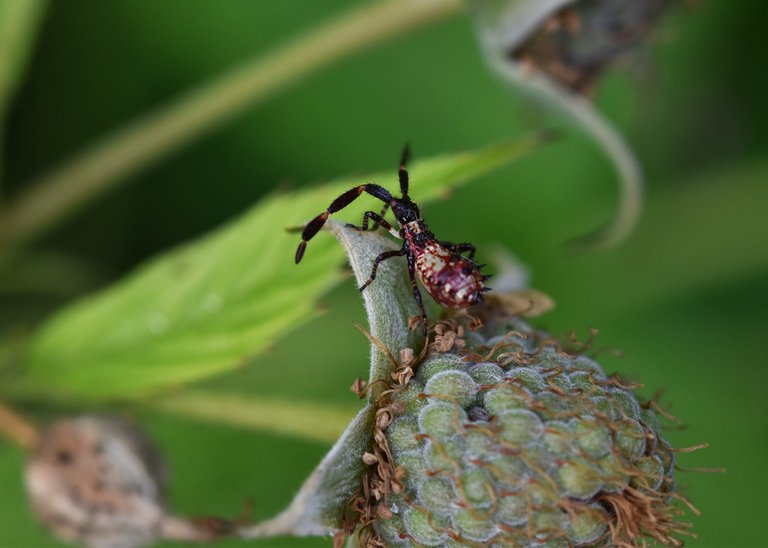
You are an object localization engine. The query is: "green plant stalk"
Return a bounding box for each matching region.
[0,0,463,249]
[0,400,38,450]
[0,133,5,197]
[149,391,356,445]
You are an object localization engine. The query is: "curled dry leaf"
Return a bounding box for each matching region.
[488,287,555,317]
[432,321,466,353]
[468,0,680,247]
[511,0,678,95]
[470,244,556,331]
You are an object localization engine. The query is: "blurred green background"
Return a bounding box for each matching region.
[0,0,766,546]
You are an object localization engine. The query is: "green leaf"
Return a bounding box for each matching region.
[0,0,46,118]
[10,137,544,401]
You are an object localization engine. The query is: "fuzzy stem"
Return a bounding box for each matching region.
[0,401,39,450]
[0,0,463,249]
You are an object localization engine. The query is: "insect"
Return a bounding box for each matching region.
[295,145,490,340]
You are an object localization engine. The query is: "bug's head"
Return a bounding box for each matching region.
[392,198,420,224]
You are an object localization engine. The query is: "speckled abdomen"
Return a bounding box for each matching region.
[414,244,484,309]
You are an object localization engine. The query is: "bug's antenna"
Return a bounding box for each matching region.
[399,143,411,198]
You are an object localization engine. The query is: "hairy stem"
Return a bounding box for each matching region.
[0,0,463,249]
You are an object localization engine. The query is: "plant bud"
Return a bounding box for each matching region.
[367,322,687,546]
[25,416,231,548]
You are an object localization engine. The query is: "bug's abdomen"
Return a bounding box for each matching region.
[414,244,485,309]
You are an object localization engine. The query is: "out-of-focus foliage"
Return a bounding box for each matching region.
[0,0,46,121]
[0,1,766,546]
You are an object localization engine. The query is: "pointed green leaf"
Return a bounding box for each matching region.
[11,137,543,401]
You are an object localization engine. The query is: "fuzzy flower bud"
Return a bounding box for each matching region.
[365,322,687,546]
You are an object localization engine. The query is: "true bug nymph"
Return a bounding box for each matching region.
[295,146,490,340]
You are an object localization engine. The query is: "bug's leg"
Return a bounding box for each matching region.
[399,144,411,197]
[348,211,391,232]
[347,211,400,239]
[359,250,403,292]
[440,241,476,259]
[376,203,401,238]
[295,183,392,263]
[371,203,390,230]
[406,252,429,343]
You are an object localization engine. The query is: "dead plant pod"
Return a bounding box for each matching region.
[25,416,233,548]
[511,0,681,95]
